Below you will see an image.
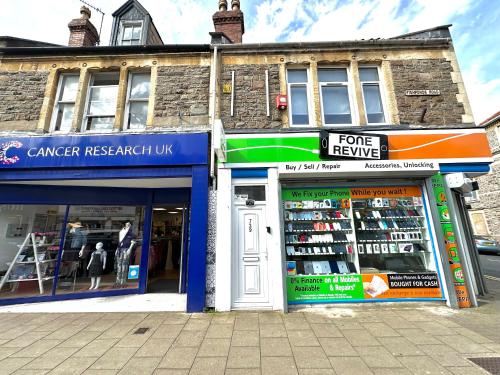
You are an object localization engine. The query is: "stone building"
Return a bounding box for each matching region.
[0,0,212,312]
[468,111,500,241]
[0,0,493,312]
[210,3,492,311]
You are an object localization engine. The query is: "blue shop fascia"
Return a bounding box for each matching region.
[0,132,209,312]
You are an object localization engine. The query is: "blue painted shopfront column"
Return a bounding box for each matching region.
[186,165,209,312]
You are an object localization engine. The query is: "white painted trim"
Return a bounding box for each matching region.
[215,168,232,311]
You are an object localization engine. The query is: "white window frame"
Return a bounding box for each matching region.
[81,72,120,133]
[123,71,151,131]
[318,66,357,126]
[119,20,143,46]
[359,66,388,125]
[286,68,314,127]
[49,73,79,133]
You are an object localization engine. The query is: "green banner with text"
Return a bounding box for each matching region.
[287,275,364,302]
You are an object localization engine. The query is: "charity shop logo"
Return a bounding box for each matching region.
[0,141,23,165]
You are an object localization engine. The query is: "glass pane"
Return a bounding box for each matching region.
[60,75,79,102]
[88,117,114,131]
[128,102,148,130]
[0,205,66,299]
[322,86,352,124]
[234,186,266,201]
[287,70,308,83]
[318,68,348,82]
[132,26,142,40]
[123,26,132,41]
[93,74,119,86]
[290,86,309,125]
[88,86,118,116]
[363,84,385,123]
[359,67,379,82]
[56,206,145,294]
[55,103,74,132]
[130,74,150,99]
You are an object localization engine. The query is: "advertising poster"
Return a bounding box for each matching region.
[431,174,471,308]
[287,272,442,303]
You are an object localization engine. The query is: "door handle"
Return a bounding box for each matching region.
[267,226,271,234]
[243,257,259,262]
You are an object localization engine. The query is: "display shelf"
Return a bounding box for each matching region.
[358,239,427,243]
[286,241,352,245]
[285,229,352,233]
[14,259,57,264]
[285,218,351,222]
[358,216,424,219]
[359,251,431,255]
[357,227,422,231]
[5,276,54,283]
[355,205,423,209]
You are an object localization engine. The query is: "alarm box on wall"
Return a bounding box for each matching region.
[276,94,288,110]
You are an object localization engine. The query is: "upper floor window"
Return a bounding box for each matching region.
[120,22,143,45]
[124,72,150,130]
[50,74,79,132]
[287,69,311,126]
[360,67,386,124]
[82,72,120,132]
[319,68,353,125]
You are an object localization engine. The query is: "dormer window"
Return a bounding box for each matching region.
[120,21,143,45]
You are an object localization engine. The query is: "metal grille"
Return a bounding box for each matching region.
[468,357,500,374]
[133,327,150,335]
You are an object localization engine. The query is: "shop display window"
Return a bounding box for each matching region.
[56,205,145,294]
[0,204,146,300]
[283,186,442,304]
[0,205,66,299]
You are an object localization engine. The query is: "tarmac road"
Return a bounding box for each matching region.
[480,253,500,279]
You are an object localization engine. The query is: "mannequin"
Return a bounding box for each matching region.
[87,242,107,289]
[115,222,136,287]
[63,222,87,261]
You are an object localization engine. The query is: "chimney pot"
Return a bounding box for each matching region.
[80,6,91,20]
[231,0,240,10]
[218,0,228,11]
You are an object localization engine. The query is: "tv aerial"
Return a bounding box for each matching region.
[79,0,105,45]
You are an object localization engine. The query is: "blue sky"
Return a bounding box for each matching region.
[0,0,498,123]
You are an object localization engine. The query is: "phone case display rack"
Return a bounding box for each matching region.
[283,195,432,277]
[284,198,358,276]
[0,232,59,294]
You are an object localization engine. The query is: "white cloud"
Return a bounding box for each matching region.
[462,61,500,124]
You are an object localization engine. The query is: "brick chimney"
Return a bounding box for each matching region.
[212,0,245,44]
[68,6,99,47]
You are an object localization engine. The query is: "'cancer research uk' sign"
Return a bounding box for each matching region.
[0,133,208,169]
[320,131,389,160]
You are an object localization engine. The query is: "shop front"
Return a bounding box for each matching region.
[215,128,492,311]
[0,132,209,312]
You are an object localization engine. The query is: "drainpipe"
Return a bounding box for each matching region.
[209,45,218,187]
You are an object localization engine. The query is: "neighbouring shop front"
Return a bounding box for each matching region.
[0,133,209,312]
[214,128,492,311]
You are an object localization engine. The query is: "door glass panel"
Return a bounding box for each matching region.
[234,186,266,201]
[0,205,66,299]
[56,205,144,294]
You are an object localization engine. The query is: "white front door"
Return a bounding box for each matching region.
[232,203,271,309]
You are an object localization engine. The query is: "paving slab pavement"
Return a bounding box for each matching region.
[0,281,500,374]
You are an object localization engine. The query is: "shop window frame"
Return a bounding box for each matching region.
[49,72,80,133]
[286,68,314,127]
[318,66,357,126]
[359,65,388,125]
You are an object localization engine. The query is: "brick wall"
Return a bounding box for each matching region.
[220,64,281,129]
[0,70,49,131]
[391,59,465,125]
[153,66,210,128]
